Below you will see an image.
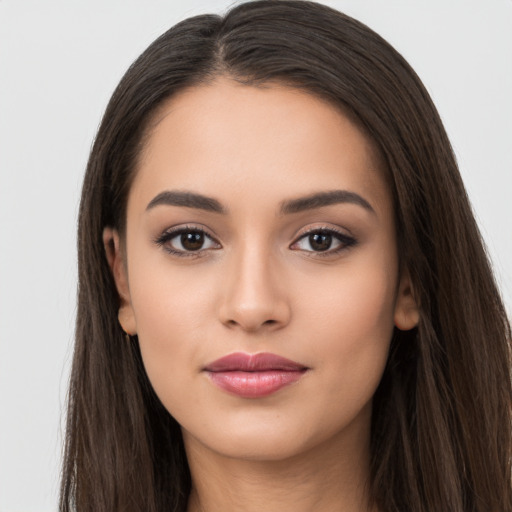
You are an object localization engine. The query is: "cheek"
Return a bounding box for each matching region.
[127,259,217,393]
[299,243,397,335]
[298,257,396,403]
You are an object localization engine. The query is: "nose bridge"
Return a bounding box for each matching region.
[219,236,290,332]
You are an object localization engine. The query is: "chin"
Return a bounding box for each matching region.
[181,408,366,465]
[189,428,315,462]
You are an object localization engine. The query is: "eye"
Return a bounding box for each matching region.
[154,226,221,256]
[290,228,356,255]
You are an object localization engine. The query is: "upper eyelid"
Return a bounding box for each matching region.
[156,224,218,241]
[291,225,353,242]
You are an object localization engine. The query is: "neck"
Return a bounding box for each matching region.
[184,421,376,512]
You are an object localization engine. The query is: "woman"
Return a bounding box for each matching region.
[60,1,512,511]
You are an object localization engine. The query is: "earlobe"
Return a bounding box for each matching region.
[102,227,137,336]
[394,271,420,331]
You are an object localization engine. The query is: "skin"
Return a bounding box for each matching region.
[105,77,419,512]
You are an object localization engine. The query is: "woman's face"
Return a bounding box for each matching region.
[107,78,418,462]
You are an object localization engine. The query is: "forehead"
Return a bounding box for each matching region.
[130,77,391,218]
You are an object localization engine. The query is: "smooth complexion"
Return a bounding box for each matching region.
[105,78,419,512]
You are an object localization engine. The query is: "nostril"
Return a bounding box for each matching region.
[218,291,292,332]
[222,316,284,332]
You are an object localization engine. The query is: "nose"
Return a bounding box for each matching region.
[218,245,291,333]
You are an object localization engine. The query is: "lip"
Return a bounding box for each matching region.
[203,352,308,398]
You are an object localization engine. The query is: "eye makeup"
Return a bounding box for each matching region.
[290,226,357,258]
[153,225,221,258]
[153,223,357,259]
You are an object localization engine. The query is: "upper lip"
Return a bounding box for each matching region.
[203,352,308,372]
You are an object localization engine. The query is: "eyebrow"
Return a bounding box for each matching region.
[279,190,375,215]
[146,190,226,213]
[145,189,375,216]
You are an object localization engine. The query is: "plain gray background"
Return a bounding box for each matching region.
[1,1,511,510]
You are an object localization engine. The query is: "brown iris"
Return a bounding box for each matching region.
[309,233,332,251]
[181,232,204,251]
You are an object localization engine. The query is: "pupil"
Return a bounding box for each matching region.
[181,232,204,251]
[310,233,332,251]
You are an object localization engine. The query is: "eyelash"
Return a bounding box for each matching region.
[154,225,220,258]
[154,225,357,258]
[291,226,357,258]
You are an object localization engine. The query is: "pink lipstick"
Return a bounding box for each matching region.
[203,352,308,398]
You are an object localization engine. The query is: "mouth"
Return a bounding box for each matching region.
[203,352,309,398]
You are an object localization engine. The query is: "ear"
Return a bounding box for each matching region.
[103,227,137,336]
[394,270,420,331]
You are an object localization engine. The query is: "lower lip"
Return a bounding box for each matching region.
[206,370,306,398]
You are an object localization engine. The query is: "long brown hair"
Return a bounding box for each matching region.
[60,2,512,511]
